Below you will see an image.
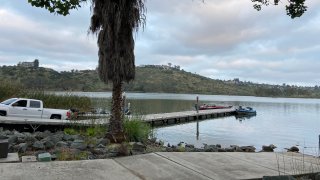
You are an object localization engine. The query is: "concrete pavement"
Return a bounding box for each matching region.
[0,152,319,180]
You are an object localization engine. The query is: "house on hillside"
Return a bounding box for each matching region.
[18,59,39,68]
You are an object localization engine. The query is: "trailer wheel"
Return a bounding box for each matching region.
[51,115,61,119]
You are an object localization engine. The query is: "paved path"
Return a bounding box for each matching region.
[0,152,319,180]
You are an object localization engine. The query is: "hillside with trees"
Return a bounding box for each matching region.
[0,64,319,98]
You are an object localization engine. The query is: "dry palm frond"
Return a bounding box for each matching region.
[89,0,146,84]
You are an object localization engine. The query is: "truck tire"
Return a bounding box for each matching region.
[50,115,61,119]
[0,111,6,116]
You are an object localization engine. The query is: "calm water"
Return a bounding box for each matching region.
[57,92,320,155]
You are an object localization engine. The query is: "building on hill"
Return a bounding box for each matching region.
[18,59,39,68]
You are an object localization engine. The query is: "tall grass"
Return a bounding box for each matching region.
[0,80,92,112]
[124,117,152,142]
[0,80,23,101]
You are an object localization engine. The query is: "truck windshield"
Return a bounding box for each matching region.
[0,98,18,105]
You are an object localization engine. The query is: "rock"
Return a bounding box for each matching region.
[204,144,218,152]
[0,134,7,139]
[56,141,68,148]
[149,138,157,144]
[287,146,299,152]
[97,138,110,146]
[43,140,55,149]
[34,131,52,140]
[185,144,194,148]
[13,131,25,139]
[107,144,129,156]
[240,146,256,152]
[225,147,235,152]
[315,173,320,180]
[91,148,106,155]
[13,143,28,153]
[71,135,84,141]
[24,134,37,144]
[216,144,222,148]
[165,147,174,152]
[97,144,106,149]
[262,144,277,152]
[33,141,45,150]
[62,134,74,141]
[8,135,18,144]
[218,148,227,152]
[70,139,87,150]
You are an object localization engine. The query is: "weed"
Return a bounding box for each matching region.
[124,117,152,142]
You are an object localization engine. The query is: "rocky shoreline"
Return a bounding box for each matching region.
[0,128,300,161]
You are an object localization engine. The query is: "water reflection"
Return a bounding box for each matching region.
[235,114,256,122]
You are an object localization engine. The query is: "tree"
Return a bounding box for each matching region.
[28,0,146,143]
[28,0,307,142]
[251,0,307,19]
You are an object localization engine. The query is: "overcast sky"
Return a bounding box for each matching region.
[0,0,320,86]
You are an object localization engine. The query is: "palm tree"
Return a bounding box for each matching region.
[89,0,146,142]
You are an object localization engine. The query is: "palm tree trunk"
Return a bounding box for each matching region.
[107,81,126,143]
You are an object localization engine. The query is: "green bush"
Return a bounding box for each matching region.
[85,126,107,137]
[64,128,78,135]
[124,117,152,142]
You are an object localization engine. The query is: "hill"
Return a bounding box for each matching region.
[0,65,319,98]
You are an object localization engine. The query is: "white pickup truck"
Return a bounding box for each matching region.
[0,98,71,120]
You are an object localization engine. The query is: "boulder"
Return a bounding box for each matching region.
[287,146,299,152]
[96,144,106,149]
[62,134,74,141]
[8,135,18,144]
[43,140,55,149]
[262,144,277,152]
[240,146,256,152]
[70,139,87,150]
[91,148,106,155]
[15,143,28,153]
[218,148,227,152]
[97,138,110,146]
[204,144,218,152]
[56,141,68,148]
[33,141,45,150]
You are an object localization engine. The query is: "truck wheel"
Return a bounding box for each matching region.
[51,115,61,119]
[0,111,6,116]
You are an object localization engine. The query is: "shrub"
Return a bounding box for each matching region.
[124,117,152,142]
[64,128,78,135]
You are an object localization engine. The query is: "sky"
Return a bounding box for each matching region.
[0,0,320,86]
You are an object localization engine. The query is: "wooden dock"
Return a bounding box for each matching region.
[143,107,236,126]
[0,108,236,130]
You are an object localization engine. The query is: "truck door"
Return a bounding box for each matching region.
[9,100,28,117]
[28,100,43,118]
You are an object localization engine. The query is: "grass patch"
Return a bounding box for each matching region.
[0,80,92,112]
[124,117,152,142]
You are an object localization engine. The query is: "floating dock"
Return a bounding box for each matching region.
[0,108,236,130]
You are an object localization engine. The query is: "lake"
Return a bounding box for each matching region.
[57,92,320,155]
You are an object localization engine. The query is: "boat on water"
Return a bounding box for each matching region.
[235,106,256,115]
[199,104,232,110]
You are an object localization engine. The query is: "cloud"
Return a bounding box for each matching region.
[0,0,320,86]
